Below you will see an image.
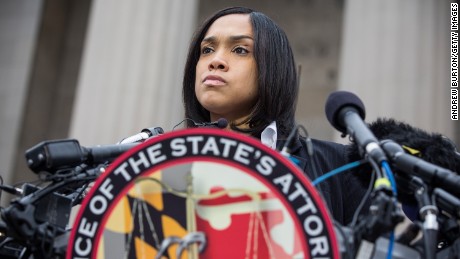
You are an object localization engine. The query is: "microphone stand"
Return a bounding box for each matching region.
[0,165,104,258]
[351,172,405,258]
[354,186,404,240]
[408,176,438,259]
[433,188,460,257]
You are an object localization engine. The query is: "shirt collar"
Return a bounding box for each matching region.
[261,121,277,149]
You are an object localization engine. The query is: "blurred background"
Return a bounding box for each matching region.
[0,0,457,197]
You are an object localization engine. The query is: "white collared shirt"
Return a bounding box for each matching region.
[261,121,277,149]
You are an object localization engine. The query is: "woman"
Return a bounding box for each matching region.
[182,6,368,225]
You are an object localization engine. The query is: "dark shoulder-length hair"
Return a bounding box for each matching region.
[182,6,298,138]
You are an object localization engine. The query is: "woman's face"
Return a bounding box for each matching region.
[195,14,258,124]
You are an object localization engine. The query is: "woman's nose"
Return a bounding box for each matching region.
[208,55,228,71]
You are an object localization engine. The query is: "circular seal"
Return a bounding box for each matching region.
[67,128,339,259]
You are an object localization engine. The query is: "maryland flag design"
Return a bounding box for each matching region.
[95,161,304,259]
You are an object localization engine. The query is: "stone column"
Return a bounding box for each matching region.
[70,0,198,146]
[337,0,454,141]
[0,0,42,186]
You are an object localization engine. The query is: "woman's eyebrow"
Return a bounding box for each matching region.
[228,35,254,42]
[201,35,253,44]
[201,36,217,44]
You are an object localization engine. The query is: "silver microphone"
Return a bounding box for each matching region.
[118,127,164,144]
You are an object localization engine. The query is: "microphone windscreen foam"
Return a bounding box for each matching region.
[217,118,228,129]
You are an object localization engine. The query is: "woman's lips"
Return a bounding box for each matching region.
[203,75,226,86]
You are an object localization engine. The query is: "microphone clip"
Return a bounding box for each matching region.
[118,127,164,144]
[193,118,228,129]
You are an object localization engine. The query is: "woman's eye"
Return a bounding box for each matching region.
[201,46,213,54]
[233,46,249,55]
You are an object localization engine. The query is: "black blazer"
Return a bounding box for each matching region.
[276,136,369,225]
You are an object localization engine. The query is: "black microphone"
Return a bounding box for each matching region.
[0,184,23,196]
[82,143,138,165]
[347,117,460,206]
[433,188,460,218]
[380,140,460,196]
[325,91,387,163]
[193,118,228,129]
[25,139,137,173]
[118,126,164,144]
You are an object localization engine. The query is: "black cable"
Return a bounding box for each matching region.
[172,118,197,131]
[367,154,383,179]
[49,169,81,180]
[297,124,314,157]
[349,159,377,229]
[280,125,298,155]
[0,237,26,258]
[17,172,98,206]
[0,237,14,250]
[18,246,29,259]
[13,179,43,189]
[280,123,314,157]
[70,183,89,206]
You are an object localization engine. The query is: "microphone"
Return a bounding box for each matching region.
[325,91,387,164]
[0,184,23,196]
[347,118,460,196]
[25,139,137,173]
[118,126,164,144]
[82,143,138,165]
[193,118,228,129]
[380,140,460,196]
